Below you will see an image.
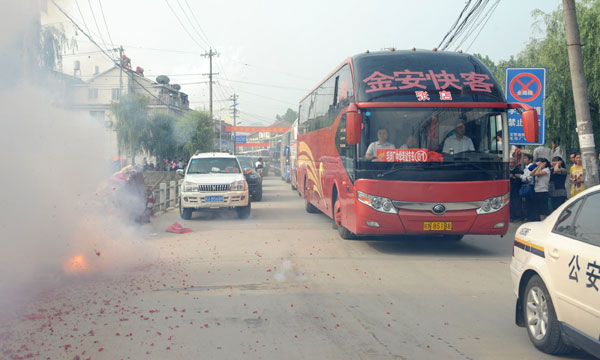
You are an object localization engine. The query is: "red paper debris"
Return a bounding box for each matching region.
[166,222,193,234]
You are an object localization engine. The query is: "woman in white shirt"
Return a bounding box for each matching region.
[529,158,552,220]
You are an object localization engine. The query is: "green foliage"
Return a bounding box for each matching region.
[39,24,77,71]
[275,108,298,124]
[142,112,177,161]
[112,94,150,163]
[476,0,600,154]
[174,110,215,158]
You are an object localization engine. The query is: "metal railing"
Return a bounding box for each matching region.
[152,179,183,213]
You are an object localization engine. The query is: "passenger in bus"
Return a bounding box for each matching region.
[400,135,417,149]
[442,120,474,154]
[365,128,395,161]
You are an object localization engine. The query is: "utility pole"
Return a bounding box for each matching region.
[230,94,239,154]
[563,0,599,186]
[118,46,123,98]
[201,48,219,121]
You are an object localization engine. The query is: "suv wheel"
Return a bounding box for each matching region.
[236,201,251,219]
[179,201,192,220]
[253,188,262,202]
[524,275,573,354]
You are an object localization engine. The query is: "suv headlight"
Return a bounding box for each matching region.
[183,181,198,192]
[477,193,510,214]
[230,180,247,191]
[357,191,397,214]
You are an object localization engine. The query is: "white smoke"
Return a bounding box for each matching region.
[0,0,153,312]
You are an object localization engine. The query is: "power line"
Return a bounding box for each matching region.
[183,0,214,49]
[87,0,108,52]
[451,0,490,51]
[438,0,471,49]
[98,0,115,49]
[230,86,296,105]
[164,0,206,51]
[176,0,210,49]
[74,0,92,36]
[465,0,500,52]
[439,0,486,51]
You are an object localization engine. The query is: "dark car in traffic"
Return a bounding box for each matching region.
[237,155,263,201]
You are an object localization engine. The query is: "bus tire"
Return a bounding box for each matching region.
[334,197,355,240]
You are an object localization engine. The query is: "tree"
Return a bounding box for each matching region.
[275,108,298,124]
[39,24,77,72]
[142,112,177,163]
[474,0,600,155]
[112,94,150,164]
[174,110,214,158]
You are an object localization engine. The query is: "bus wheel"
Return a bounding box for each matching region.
[334,198,354,240]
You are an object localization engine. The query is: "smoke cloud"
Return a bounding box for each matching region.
[0,0,153,314]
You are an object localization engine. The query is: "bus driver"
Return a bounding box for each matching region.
[365,128,395,161]
[442,120,474,154]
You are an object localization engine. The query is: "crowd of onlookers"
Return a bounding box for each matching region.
[509,138,600,222]
[141,158,187,172]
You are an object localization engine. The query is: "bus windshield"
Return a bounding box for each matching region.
[355,108,508,181]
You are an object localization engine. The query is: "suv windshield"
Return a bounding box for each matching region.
[187,158,241,174]
[237,156,255,170]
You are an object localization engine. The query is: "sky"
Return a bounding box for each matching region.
[43,0,561,126]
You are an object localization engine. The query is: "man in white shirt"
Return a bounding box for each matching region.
[533,145,552,162]
[365,128,395,161]
[442,120,474,154]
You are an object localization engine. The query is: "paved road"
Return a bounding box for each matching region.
[0,177,594,359]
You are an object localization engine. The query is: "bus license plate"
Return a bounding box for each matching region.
[206,196,224,203]
[424,222,452,231]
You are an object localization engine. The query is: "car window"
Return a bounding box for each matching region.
[553,198,584,238]
[571,192,600,246]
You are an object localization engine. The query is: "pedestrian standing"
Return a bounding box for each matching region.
[570,153,585,197]
[549,156,567,211]
[511,145,523,170]
[520,154,536,221]
[509,157,524,221]
[551,138,564,161]
[530,158,551,221]
[533,144,552,162]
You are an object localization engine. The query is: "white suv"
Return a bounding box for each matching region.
[179,153,251,219]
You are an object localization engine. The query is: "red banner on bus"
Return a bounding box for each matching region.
[376,149,444,162]
[225,126,291,133]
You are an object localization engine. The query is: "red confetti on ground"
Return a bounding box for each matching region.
[25,314,43,320]
[387,323,391,327]
[426,345,430,349]
[115,333,121,336]
[166,346,171,350]
[88,330,95,336]
[335,324,340,328]
[99,308,105,314]
[64,344,72,350]
[290,304,294,307]
[204,309,209,313]
[119,318,128,321]
[98,348,104,352]
[95,250,101,257]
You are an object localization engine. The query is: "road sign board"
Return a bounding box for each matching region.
[505,67,546,146]
[235,135,247,144]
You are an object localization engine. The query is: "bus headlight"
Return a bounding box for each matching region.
[476,193,509,214]
[357,191,397,214]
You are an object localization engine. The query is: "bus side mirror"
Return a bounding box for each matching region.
[522,109,539,143]
[346,104,362,145]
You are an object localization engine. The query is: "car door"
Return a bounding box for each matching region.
[547,191,600,340]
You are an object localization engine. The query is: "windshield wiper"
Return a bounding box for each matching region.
[376,163,426,178]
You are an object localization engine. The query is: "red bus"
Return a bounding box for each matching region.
[297,50,538,239]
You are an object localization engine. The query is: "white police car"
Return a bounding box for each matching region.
[511,185,600,357]
[178,153,250,220]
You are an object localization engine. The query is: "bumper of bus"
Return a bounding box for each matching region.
[353,200,509,236]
